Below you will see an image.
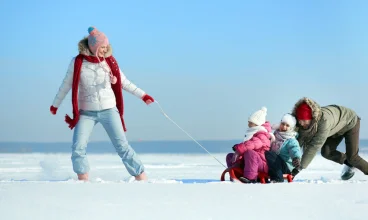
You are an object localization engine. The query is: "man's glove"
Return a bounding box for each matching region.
[291,168,300,179]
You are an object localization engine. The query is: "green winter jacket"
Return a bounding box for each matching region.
[292,97,358,169]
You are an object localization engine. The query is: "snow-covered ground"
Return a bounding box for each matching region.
[0,153,367,220]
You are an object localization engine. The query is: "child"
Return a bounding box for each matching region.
[226,107,273,183]
[266,113,302,182]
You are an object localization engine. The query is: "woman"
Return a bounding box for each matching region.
[50,27,154,181]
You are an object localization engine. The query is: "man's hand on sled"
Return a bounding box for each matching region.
[291,167,301,178]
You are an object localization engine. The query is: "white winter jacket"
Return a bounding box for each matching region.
[52,38,146,111]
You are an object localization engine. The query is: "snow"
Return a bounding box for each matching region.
[0,153,368,220]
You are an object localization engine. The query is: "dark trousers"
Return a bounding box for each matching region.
[321,118,368,174]
[265,151,290,182]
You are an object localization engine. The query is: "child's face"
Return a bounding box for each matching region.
[279,122,290,132]
[248,121,257,128]
[97,45,108,57]
[298,120,311,129]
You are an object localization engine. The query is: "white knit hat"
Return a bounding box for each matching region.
[281,113,296,130]
[248,107,267,126]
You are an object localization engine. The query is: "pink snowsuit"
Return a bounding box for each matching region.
[226,122,272,180]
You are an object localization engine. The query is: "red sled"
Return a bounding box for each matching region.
[220,167,293,184]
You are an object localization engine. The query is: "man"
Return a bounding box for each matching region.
[291,97,368,180]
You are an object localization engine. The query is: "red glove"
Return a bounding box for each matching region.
[50,106,58,115]
[142,94,154,105]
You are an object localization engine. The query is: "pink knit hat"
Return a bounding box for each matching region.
[87,27,109,55]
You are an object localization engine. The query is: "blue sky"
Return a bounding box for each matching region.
[1,0,367,142]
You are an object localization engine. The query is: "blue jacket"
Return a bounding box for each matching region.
[277,137,302,171]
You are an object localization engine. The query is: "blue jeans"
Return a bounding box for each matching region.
[71,107,144,176]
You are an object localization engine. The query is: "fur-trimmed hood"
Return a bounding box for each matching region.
[291,97,323,147]
[78,37,113,57]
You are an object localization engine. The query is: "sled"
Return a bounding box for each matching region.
[220,167,293,184]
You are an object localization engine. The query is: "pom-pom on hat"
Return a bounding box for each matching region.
[248,107,268,126]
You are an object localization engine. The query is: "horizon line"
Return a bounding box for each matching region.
[1,139,368,144]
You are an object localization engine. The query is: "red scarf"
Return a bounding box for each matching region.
[65,54,126,131]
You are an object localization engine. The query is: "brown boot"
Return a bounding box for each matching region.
[77,173,89,181]
[135,172,147,181]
